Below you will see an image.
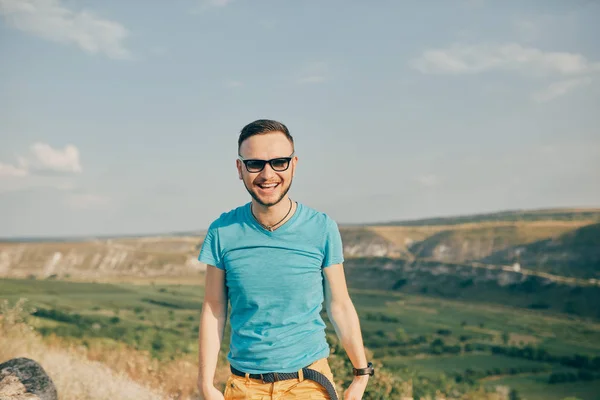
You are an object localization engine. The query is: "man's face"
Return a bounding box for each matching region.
[237,131,297,207]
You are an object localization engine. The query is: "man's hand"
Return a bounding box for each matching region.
[198,385,225,400]
[343,375,369,400]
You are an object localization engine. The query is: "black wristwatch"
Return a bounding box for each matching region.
[352,362,375,376]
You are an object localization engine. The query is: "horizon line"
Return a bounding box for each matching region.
[1,205,599,243]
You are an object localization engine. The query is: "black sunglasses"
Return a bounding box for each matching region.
[238,152,295,173]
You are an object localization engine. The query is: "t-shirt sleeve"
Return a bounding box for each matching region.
[198,221,224,270]
[322,216,344,268]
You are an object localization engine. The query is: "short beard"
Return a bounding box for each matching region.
[243,179,292,207]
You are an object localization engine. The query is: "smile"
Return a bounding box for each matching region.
[257,182,280,190]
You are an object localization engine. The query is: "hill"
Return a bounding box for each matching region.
[339,209,600,280]
[340,227,404,258]
[366,208,600,227]
[1,207,599,317]
[483,223,600,279]
[342,257,600,319]
[0,236,204,281]
[400,221,590,264]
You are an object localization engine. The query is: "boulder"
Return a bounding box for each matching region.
[0,358,57,400]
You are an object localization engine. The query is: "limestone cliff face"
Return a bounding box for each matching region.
[340,228,401,258]
[0,228,400,279]
[1,218,598,281]
[482,223,600,279]
[404,223,593,264]
[0,237,206,279]
[342,222,599,279]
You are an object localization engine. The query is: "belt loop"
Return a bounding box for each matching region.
[298,368,304,382]
[245,372,250,385]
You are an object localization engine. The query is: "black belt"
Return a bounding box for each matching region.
[230,364,338,400]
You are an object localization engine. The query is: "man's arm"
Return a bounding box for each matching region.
[323,264,370,386]
[197,264,228,394]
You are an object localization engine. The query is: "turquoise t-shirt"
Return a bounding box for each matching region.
[198,201,344,374]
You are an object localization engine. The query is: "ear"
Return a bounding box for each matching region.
[236,159,243,180]
[292,156,298,177]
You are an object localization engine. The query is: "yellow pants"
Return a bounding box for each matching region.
[223,357,339,400]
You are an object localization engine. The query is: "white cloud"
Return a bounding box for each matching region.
[0,0,131,60]
[411,43,600,103]
[26,143,82,173]
[65,193,110,209]
[1,143,82,178]
[0,162,28,177]
[532,77,593,103]
[410,43,599,76]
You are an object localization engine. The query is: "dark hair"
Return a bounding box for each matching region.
[238,119,294,153]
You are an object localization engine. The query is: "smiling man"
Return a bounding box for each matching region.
[197,119,373,400]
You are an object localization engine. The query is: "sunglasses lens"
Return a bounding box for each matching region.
[245,160,265,172]
[270,158,290,171]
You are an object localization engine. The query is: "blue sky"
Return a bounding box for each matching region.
[1,0,599,238]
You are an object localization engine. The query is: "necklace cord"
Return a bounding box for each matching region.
[251,198,293,231]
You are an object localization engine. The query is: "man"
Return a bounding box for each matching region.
[197,119,373,400]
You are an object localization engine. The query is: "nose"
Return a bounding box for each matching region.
[258,163,277,179]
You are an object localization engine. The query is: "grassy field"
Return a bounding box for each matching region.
[0,278,208,361]
[2,277,599,399]
[384,354,555,376]
[484,374,600,400]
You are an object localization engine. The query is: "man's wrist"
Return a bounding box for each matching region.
[198,379,214,391]
[352,361,375,376]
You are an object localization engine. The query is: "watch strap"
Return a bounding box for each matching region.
[352,362,374,376]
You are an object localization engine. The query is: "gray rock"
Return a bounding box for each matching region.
[0,358,57,400]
